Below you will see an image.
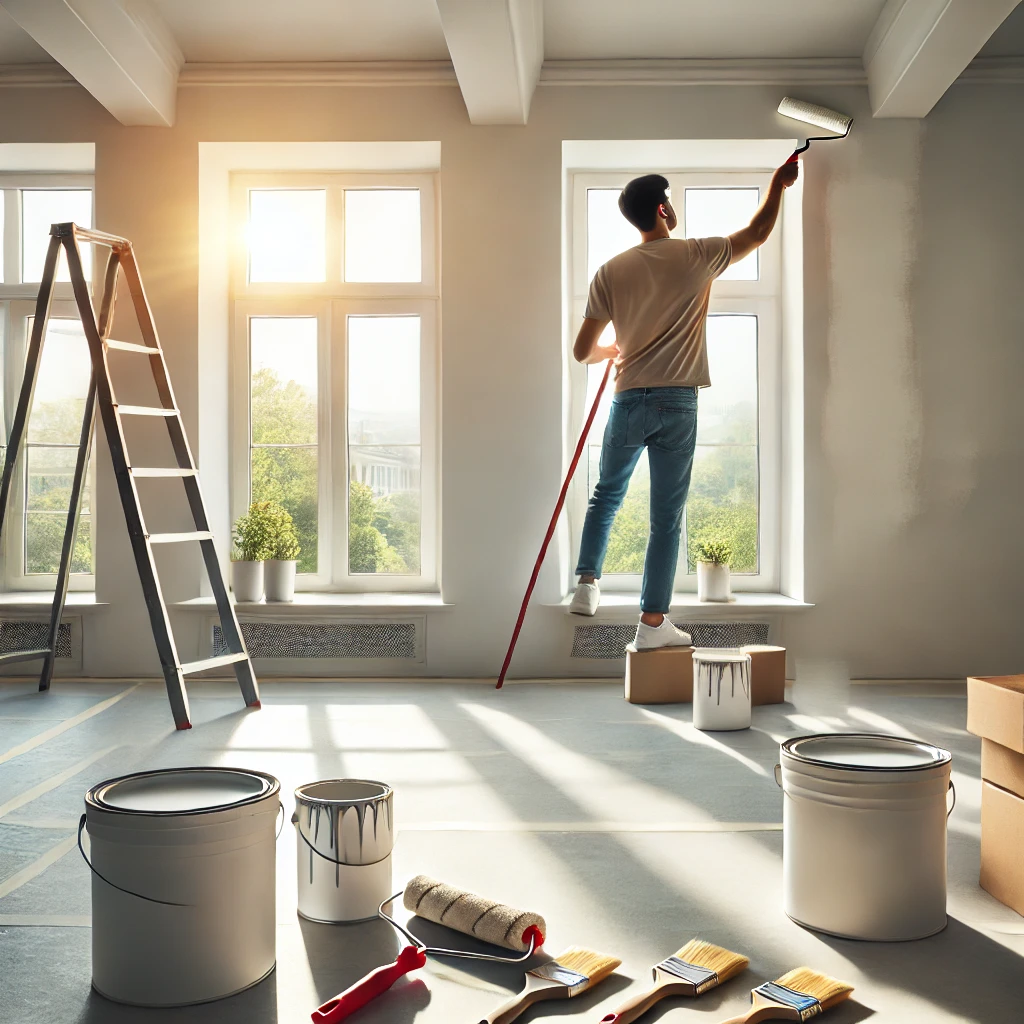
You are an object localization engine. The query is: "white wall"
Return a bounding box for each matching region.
[0,77,1021,682]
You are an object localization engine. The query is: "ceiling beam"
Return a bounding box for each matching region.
[864,0,1022,118]
[435,0,543,124]
[0,0,183,126]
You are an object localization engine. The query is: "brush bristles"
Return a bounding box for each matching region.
[775,967,854,1009]
[778,97,852,135]
[553,946,622,988]
[674,939,749,984]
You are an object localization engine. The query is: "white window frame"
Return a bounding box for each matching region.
[569,171,781,594]
[230,172,439,593]
[1,175,95,591]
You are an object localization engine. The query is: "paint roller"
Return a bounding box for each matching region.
[778,97,853,162]
[311,875,547,1023]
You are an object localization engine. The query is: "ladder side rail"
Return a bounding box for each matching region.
[63,235,191,728]
[39,250,121,691]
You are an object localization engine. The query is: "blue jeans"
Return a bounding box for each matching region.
[576,386,698,614]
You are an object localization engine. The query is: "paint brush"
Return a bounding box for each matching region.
[716,966,854,1023]
[479,946,621,1024]
[600,939,749,1023]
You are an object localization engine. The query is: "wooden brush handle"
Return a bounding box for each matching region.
[479,976,554,1024]
[600,982,671,1023]
[716,1007,790,1024]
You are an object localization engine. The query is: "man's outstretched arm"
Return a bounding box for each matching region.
[728,161,799,264]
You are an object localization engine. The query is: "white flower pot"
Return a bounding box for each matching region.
[264,560,297,602]
[231,560,264,603]
[697,561,731,602]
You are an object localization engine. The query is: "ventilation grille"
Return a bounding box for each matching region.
[0,620,72,659]
[571,621,770,659]
[214,621,418,660]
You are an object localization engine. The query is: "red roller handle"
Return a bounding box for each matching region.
[311,945,427,1024]
[496,358,614,689]
[785,150,800,164]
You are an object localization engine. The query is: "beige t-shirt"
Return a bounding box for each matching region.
[585,236,732,391]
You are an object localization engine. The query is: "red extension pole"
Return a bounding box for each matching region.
[496,358,615,689]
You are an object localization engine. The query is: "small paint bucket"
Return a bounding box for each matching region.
[692,649,752,731]
[292,779,394,923]
[83,767,281,1006]
[777,733,954,940]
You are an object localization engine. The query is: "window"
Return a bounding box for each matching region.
[231,174,438,591]
[571,172,780,593]
[0,177,95,590]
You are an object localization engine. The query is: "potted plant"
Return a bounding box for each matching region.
[695,537,732,602]
[231,501,277,603]
[264,506,300,603]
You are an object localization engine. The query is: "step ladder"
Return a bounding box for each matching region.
[0,223,259,729]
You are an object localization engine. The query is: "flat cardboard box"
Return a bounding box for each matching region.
[982,739,1024,801]
[741,644,786,705]
[967,675,1024,754]
[625,646,693,704]
[980,781,1024,917]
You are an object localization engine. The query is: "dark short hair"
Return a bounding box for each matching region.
[618,174,670,231]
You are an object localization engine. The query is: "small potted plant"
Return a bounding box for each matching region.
[695,537,733,602]
[231,501,277,603]
[264,506,300,603]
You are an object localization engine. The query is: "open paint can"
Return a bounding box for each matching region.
[692,649,752,731]
[777,733,953,940]
[83,767,280,1006]
[293,779,394,923]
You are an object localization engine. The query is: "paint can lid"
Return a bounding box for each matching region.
[782,733,951,771]
[87,768,276,814]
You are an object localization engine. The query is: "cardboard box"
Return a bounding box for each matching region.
[625,646,693,704]
[980,781,1024,917]
[967,675,1024,754]
[982,739,1024,801]
[741,645,787,705]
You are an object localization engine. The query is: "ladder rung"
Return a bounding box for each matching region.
[115,405,177,417]
[180,652,249,676]
[131,467,196,478]
[0,649,51,666]
[148,531,213,544]
[105,339,159,355]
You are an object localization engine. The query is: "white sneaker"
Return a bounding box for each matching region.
[569,580,600,616]
[632,616,692,651]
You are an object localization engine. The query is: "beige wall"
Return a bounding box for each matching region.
[1,77,1021,682]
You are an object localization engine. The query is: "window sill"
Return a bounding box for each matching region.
[0,592,108,614]
[176,593,452,616]
[555,592,812,619]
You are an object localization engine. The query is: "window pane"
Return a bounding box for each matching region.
[22,190,93,283]
[697,315,758,445]
[348,316,419,444]
[250,317,318,445]
[686,446,758,574]
[248,189,326,282]
[28,319,91,444]
[587,188,636,281]
[251,447,318,574]
[588,446,649,574]
[684,188,759,281]
[345,190,421,283]
[349,446,420,575]
[26,512,91,575]
[27,446,89,513]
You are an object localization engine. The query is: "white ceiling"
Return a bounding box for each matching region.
[545,0,889,60]
[0,7,51,63]
[150,0,450,63]
[980,1,1024,55]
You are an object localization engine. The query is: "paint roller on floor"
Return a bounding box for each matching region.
[778,97,853,161]
[310,874,549,1022]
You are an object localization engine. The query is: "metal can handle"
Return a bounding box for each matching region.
[947,779,956,819]
[774,764,783,788]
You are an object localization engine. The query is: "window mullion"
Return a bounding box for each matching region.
[3,190,20,284]
[326,186,344,285]
[328,300,347,588]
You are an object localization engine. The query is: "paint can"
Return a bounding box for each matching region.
[293,779,394,923]
[777,733,954,941]
[83,767,280,1006]
[692,649,752,730]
